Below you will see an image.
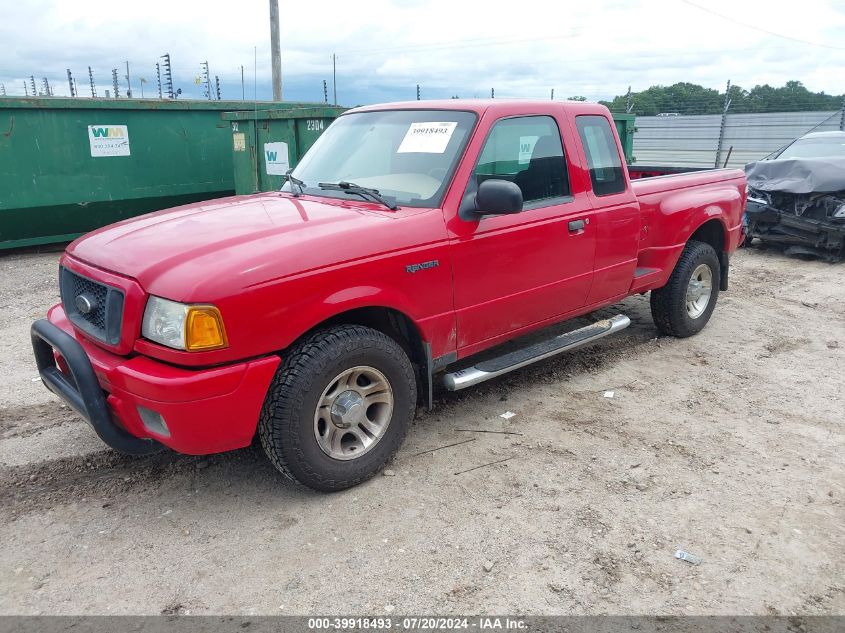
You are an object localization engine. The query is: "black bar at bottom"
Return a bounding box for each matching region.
[30,319,161,456]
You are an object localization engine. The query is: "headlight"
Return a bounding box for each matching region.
[141,296,228,351]
[746,186,768,206]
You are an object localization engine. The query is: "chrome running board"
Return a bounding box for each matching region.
[443,314,631,391]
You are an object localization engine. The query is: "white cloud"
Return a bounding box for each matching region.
[0,0,843,103]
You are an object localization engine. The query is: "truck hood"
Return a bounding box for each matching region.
[745,157,845,194]
[67,193,426,301]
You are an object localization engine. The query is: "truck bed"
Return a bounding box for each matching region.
[627,164,712,180]
[628,167,746,294]
[631,167,744,197]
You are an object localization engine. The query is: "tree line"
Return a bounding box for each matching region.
[585,80,844,116]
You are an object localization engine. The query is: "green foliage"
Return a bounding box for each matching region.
[600,80,844,116]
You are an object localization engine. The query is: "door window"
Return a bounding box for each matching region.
[475,116,570,205]
[575,115,626,196]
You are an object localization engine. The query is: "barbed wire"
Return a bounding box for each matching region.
[678,0,845,51]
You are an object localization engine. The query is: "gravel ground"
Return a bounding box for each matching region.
[0,247,842,616]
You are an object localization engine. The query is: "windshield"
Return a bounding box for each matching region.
[777,136,845,159]
[284,109,477,208]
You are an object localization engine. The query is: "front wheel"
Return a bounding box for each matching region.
[258,325,416,492]
[650,240,720,338]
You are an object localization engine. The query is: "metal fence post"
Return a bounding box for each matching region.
[714,79,731,168]
[840,96,845,131]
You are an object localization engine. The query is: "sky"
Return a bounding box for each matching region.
[1,0,844,106]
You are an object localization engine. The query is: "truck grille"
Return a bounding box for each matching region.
[59,267,125,345]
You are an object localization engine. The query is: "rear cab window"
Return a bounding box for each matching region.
[474,115,571,207]
[575,115,626,196]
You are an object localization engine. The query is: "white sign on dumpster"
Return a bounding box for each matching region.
[518,135,539,164]
[88,124,130,157]
[264,141,290,175]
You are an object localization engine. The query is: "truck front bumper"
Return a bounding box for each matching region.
[31,306,280,455]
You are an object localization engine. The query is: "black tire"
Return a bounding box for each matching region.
[650,240,720,338]
[258,325,416,492]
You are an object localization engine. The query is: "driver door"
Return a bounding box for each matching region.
[447,114,597,354]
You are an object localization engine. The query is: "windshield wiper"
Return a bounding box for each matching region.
[284,170,306,196]
[317,181,398,210]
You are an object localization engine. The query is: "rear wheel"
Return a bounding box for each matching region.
[258,325,416,492]
[650,240,720,338]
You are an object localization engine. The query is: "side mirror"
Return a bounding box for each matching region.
[475,179,523,215]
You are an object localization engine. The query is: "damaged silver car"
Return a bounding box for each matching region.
[745,131,845,262]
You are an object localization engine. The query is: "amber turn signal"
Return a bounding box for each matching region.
[185,306,228,351]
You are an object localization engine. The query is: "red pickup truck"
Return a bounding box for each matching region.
[32,100,745,491]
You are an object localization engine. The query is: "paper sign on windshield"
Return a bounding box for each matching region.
[397,122,457,154]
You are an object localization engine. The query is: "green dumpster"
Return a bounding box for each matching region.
[222,106,346,194]
[611,113,636,163]
[0,96,331,250]
[224,108,634,191]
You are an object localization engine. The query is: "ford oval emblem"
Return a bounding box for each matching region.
[75,293,97,315]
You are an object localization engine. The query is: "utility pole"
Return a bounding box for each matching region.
[156,63,163,99]
[269,0,283,101]
[29,76,37,98]
[626,85,633,113]
[714,79,732,168]
[23,81,29,96]
[215,75,221,100]
[416,84,420,100]
[0,83,5,96]
[491,87,494,99]
[323,79,328,103]
[550,88,554,100]
[332,53,337,105]
[125,61,132,98]
[112,69,120,98]
[42,77,52,96]
[67,69,76,97]
[88,66,96,97]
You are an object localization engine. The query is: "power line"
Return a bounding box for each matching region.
[678,0,845,51]
[342,28,587,57]
[327,43,826,96]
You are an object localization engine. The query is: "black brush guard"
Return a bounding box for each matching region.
[30,319,162,455]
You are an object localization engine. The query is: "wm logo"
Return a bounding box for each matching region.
[91,127,125,138]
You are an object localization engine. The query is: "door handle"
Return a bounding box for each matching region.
[568,219,585,232]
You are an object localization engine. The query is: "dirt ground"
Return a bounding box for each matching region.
[0,246,842,616]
